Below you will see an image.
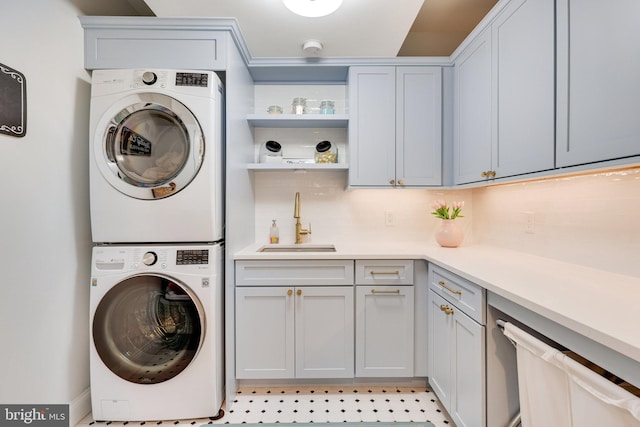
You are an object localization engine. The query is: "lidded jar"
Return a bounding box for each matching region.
[259,140,283,163]
[315,140,338,163]
[292,97,307,114]
[319,100,335,114]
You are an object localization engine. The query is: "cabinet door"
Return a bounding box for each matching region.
[355,286,414,377]
[492,0,555,177]
[454,28,492,184]
[348,67,396,186]
[396,67,442,186]
[295,286,354,378]
[428,291,453,406]
[450,305,486,427]
[235,287,294,379]
[556,0,640,167]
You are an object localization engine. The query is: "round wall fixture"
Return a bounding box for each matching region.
[283,0,343,17]
[302,40,323,56]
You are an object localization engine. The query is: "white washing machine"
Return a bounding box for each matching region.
[89,244,223,422]
[89,69,223,243]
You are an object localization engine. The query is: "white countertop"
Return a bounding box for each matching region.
[235,242,640,364]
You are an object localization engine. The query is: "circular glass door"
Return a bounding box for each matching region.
[93,274,205,384]
[94,93,205,200]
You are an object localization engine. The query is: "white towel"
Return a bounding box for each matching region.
[503,322,640,427]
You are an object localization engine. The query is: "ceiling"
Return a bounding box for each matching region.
[137,0,498,58]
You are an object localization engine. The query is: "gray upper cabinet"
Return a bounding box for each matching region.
[556,0,640,167]
[453,28,492,185]
[80,17,231,70]
[454,0,555,185]
[349,66,442,187]
[491,0,555,177]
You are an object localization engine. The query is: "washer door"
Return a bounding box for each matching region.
[94,93,204,200]
[93,274,205,384]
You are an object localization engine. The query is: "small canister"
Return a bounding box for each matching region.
[292,97,307,114]
[259,140,283,163]
[315,140,338,163]
[267,105,283,114]
[319,100,335,114]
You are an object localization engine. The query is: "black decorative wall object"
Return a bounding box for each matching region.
[0,62,27,138]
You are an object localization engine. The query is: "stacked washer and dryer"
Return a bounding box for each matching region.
[88,69,225,422]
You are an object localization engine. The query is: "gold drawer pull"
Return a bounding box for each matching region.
[370,270,400,276]
[438,280,462,296]
[296,289,302,296]
[440,304,454,315]
[287,289,293,296]
[371,289,401,294]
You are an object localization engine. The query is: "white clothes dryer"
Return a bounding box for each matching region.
[89,244,223,422]
[89,69,223,243]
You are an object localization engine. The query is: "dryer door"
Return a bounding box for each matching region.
[94,93,204,200]
[92,274,205,384]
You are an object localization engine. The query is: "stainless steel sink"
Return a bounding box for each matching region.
[257,244,336,253]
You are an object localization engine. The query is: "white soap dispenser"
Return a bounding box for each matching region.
[269,219,279,244]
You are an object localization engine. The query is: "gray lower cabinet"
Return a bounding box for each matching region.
[235,285,354,379]
[235,260,355,380]
[428,265,486,427]
[355,260,415,377]
[235,259,418,381]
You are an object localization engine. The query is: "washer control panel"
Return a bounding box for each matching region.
[176,249,209,265]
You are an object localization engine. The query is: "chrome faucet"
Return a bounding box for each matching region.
[294,192,311,244]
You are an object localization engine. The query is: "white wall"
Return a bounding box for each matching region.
[472,167,640,277]
[0,0,136,422]
[253,171,473,247]
[253,166,640,279]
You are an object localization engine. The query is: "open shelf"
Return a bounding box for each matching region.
[247,114,349,128]
[247,163,348,171]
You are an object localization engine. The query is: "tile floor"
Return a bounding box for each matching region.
[77,385,454,426]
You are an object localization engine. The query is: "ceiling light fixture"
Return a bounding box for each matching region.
[282,0,343,18]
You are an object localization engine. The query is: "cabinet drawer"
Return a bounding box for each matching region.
[429,265,485,324]
[355,260,414,285]
[236,260,354,286]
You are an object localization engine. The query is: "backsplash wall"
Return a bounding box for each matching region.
[252,166,640,278]
[253,171,473,247]
[472,166,640,277]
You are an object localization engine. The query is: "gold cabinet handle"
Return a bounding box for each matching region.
[389,179,395,185]
[287,289,293,296]
[438,280,462,296]
[397,179,405,185]
[370,270,400,276]
[440,304,454,315]
[371,289,401,294]
[481,170,496,178]
[296,289,302,296]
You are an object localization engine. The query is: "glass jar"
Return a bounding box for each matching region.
[259,140,283,163]
[315,140,338,163]
[267,105,283,115]
[292,97,307,114]
[319,100,335,114]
